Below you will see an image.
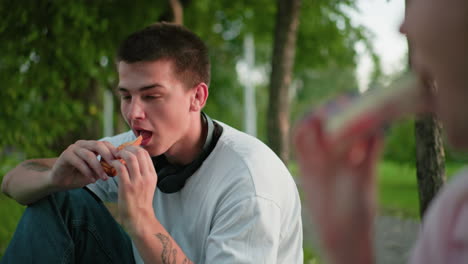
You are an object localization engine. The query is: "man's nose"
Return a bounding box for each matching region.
[128,99,145,120]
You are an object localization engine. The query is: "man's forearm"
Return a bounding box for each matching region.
[1,158,58,205]
[130,212,193,264]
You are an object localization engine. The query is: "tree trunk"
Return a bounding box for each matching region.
[159,0,186,24]
[404,0,446,218]
[267,0,301,164]
[415,116,446,217]
[169,0,183,25]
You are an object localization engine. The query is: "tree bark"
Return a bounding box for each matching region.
[159,0,185,24]
[169,0,183,25]
[267,0,301,164]
[415,116,446,217]
[404,0,446,218]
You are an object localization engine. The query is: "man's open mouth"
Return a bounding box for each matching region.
[136,129,153,146]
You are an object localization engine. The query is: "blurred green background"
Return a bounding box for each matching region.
[1,0,466,262]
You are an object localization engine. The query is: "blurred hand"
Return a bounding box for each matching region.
[49,140,117,190]
[294,112,383,264]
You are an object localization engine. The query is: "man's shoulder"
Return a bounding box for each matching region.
[214,121,275,159]
[211,121,298,202]
[98,131,135,147]
[213,122,287,175]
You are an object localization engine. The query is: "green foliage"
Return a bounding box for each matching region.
[382,117,468,164]
[0,0,165,157]
[383,119,417,164]
[292,1,379,129]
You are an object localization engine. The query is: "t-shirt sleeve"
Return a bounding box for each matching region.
[204,196,282,263]
[410,172,468,264]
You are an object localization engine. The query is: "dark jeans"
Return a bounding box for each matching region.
[1,188,135,264]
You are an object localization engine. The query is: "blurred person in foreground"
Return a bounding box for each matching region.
[294,0,468,263]
[1,22,303,263]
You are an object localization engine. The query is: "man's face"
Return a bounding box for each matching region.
[401,0,468,149]
[117,60,195,156]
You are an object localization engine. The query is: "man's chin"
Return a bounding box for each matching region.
[144,145,165,157]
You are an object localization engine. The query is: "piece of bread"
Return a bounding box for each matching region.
[325,74,419,139]
[100,135,143,177]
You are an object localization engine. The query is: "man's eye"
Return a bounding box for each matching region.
[144,95,159,100]
[121,95,131,100]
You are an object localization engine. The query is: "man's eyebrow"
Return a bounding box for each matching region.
[117,84,164,92]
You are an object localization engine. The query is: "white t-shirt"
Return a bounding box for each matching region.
[87,122,304,263]
[410,167,468,264]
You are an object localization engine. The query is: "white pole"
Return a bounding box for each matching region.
[243,33,257,137]
[103,89,114,137]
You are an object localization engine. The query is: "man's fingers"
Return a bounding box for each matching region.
[65,154,97,184]
[111,160,130,185]
[100,141,119,159]
[73,147,106,181]
[75,140,117,165]
[118,146,151,176]
[143,151,157,179]
[117,147,143,181]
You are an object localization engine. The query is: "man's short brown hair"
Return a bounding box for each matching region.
[117,22,211,88]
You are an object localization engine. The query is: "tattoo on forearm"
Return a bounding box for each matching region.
[23,161,50,172]
[156,233,176,264]
[155,233,193,264]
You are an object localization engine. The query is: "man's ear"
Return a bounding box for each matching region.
[190,82,209,112]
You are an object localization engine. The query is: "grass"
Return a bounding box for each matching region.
[0,156,26,259]
[0,194,25,259]
[377,161,420,218]
[377,161,465,218]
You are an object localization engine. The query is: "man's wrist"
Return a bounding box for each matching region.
[44,170,62,193]
[125,208,159,237]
